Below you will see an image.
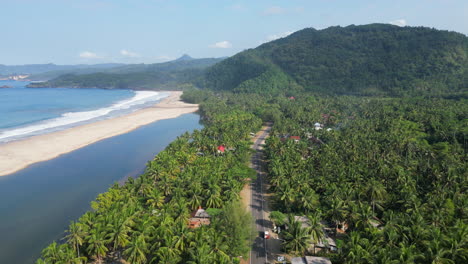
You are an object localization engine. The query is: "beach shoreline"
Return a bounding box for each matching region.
[0,91,198,177]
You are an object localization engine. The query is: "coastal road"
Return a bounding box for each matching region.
[249,125,282,264]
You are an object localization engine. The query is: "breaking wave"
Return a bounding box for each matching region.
[0,91,169,143]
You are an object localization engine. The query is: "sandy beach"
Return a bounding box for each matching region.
[0,91,198,177]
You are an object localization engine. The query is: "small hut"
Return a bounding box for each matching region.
[188,207,211,228]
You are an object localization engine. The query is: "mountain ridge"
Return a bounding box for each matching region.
[202,24,468,96]
[29,56,225,90]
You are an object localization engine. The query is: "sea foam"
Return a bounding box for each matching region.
[0,91,169,143]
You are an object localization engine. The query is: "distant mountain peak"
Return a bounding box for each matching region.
[175,54,194,61]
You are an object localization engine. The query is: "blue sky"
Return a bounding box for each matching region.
[1,0,467,65]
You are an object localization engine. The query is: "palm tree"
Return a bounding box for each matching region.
[345,232,371,264]
[154,246,181,264]
[64,221,88,259]
[86,229,108,264]
[366,179,387,214]
[208,230,231,263]
[146,189,165,209]
[398,242,423,264]
[106,216,133,255]
[206,192,223,208]
[282,215,312,255]
[353,202,375,231]
[41,242,61,263]
[173,221,191,252]
[123,234,148,264]
[446,220,468,263]
[187,243,215,264]
[301,189,320,212]
[424,228,454,264]
[327,197,347,231]
[307,212,324,254]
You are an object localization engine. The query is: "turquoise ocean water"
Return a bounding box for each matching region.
[0,80,169,143]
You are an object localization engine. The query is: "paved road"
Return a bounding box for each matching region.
[249,126,282,264]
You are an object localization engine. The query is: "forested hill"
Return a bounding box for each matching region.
[30,56,224,90]
[0,63,123,76]
[202,24,468,96]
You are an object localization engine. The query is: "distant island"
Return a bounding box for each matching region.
[0,85,12,88]
[26,55,224,90]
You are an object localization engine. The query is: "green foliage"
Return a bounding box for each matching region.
[269,211,287,226]
[215,201,253,258]
[282,215,312,255]
[38,92,262,263]
[180,89,214,104]
[204,24,468,96]
[263,94,468,262]
[29,57,224,90]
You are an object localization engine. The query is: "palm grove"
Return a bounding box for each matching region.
[37,24,467,263]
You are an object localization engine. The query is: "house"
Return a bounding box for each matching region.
[316,236,338,252]
[188,207,211,228]
[314,123,322,131]
[305,256,332,264]
[217,145,225,153]
[336,222,348,234]
[289,96,296,100]
[291,256,332,264]
[290,136,301,142]
[294,216,337,252]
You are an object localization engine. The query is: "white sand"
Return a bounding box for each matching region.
[0,91,198,177]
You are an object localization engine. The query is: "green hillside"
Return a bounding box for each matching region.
[30,56,224,90]
[202,24,468,96]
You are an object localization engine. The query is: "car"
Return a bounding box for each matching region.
[263,231,270,239]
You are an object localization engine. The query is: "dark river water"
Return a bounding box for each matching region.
[0,113,202,263]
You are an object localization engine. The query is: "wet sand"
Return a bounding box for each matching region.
[0,91,198,177]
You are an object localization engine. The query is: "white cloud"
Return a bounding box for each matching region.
[209,40,232,49]
[155,55,175,62]
[264,6,286,15]
[389,19,407,27]
[267,31,293,41]
[79,51,101,59]
[120,49,140,58]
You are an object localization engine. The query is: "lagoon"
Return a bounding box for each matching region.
[0,113,202,263]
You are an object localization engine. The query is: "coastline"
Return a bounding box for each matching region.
[0,91,198,177]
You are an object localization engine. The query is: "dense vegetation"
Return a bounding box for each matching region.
[160,90,468,263]
[30,57,223,90]
[36,24,468,263]
[36,96,262,263]
[262,95,467,263]
[202,24,468,96]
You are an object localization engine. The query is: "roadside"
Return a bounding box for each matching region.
[240,125,270,211]
[240,124,283,264]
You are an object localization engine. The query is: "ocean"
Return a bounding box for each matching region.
[0,80,169,143]
[0,81,203,263]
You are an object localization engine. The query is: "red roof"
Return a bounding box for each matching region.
[217,145,225,152]
[290,136,300,140]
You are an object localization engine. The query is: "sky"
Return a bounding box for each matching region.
[1,0,467,65]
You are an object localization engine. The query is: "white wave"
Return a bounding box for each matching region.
[0,91,169,142]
